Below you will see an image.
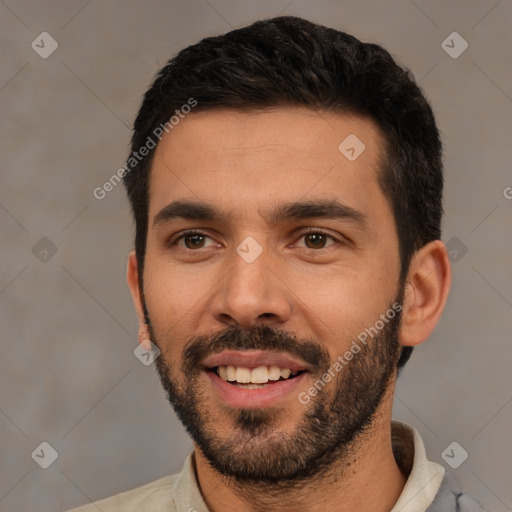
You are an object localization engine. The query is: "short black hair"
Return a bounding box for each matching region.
[123,16,444,370]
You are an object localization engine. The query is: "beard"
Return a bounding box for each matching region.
[147,289,403,487]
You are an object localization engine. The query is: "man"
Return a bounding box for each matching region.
[70,16,486,512]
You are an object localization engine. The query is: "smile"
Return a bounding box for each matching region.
[212,365,305,388]
[202,350,310,408]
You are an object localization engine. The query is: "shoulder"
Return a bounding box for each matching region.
[67,474,179,512]
[427,471,488,512]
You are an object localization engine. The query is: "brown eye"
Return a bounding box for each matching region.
[171,231,217,250]
[304,233,327,249]
[184,233,206,249]
[300,231,336,250]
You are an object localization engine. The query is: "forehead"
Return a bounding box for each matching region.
[148,107,390,227]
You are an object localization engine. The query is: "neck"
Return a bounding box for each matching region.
[194,392,407,512]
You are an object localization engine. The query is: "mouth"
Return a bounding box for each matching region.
[208,365,307,389]
[202,350,311,408]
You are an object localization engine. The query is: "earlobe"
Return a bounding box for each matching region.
[127,250,151,348]
[138,326,153,351]
[399,240,452,347]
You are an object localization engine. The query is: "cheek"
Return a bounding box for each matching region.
[143,257,218,344]
[145,249,199,301]
[142,260,187,333]
[288,263,398,354]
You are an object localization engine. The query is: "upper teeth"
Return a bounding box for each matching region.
[217,365,296,384]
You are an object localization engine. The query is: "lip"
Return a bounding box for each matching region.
[205,369,308,409]
[202,349,309,373]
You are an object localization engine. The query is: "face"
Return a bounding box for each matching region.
[135,107,404,484]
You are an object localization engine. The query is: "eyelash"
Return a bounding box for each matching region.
[169,229,343,251]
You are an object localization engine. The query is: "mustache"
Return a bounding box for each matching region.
[182,325,330,374]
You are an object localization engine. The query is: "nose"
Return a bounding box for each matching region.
[209,243,293,329]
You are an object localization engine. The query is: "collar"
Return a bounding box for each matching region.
[390,421,445,512]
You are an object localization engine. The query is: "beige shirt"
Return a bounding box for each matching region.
[68,420,445,512]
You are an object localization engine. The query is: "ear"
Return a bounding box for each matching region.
[399,240,452,347]
[127,250,152,351]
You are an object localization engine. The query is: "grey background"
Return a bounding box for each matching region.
[1,1,511,511]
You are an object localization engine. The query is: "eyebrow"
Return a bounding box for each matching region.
[153,199,368,230]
